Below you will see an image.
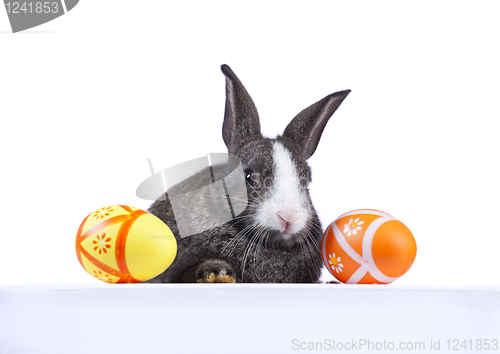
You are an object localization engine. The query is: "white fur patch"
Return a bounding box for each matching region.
[255,142,309,238]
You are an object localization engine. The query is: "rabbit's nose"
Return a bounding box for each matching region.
[278,211,299,223]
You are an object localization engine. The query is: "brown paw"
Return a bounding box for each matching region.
[195,259,237,283]
[197,271,236,283]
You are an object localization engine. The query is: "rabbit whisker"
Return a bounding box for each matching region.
[221,223,252,254]
[253,229,267,283]
[241,227,264,281]
[223,220,260,256]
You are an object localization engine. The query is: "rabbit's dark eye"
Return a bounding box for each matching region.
[245,173,253,185]
[245,171,262,188]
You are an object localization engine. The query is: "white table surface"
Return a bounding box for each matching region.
[1,284,499,354]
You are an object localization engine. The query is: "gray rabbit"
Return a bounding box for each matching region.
[146,65,350,283]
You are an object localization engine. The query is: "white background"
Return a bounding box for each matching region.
[1,1,499,286]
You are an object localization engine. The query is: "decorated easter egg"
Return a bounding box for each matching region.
[321,209,416,284]
[75,205,177,283]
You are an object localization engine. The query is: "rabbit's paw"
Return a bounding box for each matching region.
[195,259,236,283]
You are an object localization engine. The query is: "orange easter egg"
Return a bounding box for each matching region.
[75,205,177,283]
[321,209,416,284]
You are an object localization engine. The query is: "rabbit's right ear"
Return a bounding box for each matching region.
[282,90,351,160]
[221,64,262,154]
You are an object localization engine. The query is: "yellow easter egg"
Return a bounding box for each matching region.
[75,205,177,283]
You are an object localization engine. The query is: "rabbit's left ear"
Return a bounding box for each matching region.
[221,64,262,154]
[282,90,351,160]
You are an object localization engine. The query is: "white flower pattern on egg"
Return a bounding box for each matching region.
[343,218,364,237]
[328,253,344,273]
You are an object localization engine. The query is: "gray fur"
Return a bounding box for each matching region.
[146,65,350,283]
